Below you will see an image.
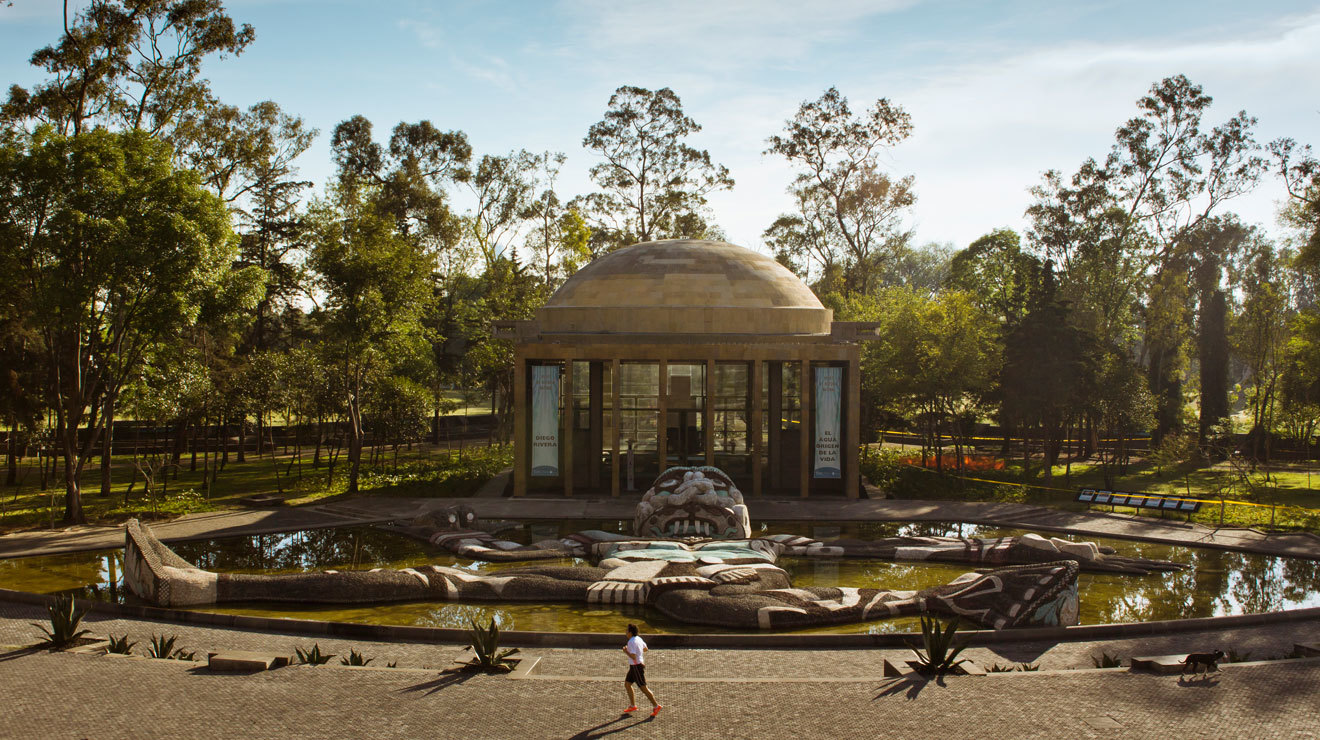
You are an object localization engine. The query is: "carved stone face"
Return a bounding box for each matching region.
[634,467,750,539]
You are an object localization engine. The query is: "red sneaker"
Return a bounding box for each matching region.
[651,705,662,717]
[624,706,638,713]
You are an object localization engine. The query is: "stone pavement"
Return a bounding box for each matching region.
[3,494,1318,560]
[1,643,1318,739]
[1,597,1317,677]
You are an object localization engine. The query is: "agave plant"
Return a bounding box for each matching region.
[340,649,373,666]
[107,634,136,655]
[146,634,194,660]
[467,617,520,672]
[32,594,90,648]
[295,644,335,665]
[1091,652,1123,668]
[909,615,966,677]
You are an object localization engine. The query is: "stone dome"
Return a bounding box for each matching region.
[539,239,831,335]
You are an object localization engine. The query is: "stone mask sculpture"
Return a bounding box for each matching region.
[634,467,750,539]
[122,466,1183,632]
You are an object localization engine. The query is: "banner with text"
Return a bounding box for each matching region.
[813,366,842,478]
[531,365,560,476]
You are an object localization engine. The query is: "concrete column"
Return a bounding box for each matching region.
[846,354,861,499]
[513,357,527,497]
[751,359,763,497]
[799,358,811,499]
[704,359,715,467]
[563,361,574,498]
[611,358,621,498]
[657,359,667,473]
[768,362,782,491]
[589,362,603,489]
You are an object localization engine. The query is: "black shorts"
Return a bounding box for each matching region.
[625,664,647,686]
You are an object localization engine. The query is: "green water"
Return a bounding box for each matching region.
[1,520,1317,634]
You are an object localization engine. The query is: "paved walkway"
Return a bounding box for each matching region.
[1,635,1317,738]
[3,491,1320,738]
[2,495,1317,560]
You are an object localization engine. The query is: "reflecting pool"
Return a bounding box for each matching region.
[2,520,1317,634]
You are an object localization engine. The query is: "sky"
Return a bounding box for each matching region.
[2,0,1318,256]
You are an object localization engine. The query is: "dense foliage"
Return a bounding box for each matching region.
[1,3,1318,528]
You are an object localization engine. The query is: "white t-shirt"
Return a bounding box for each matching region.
[626,635,647,665]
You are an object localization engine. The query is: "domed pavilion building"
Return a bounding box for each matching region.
[494,239,878,498]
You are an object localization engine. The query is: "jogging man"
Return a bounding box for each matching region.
[622,624,661,716]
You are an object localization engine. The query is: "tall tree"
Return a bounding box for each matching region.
[0,127,234,523]
[1028,75,1264,442]
[2,0,254,138]
[307,186,431,495]
[582,86,733,248]
[464,149,538,268]
[765,87,915,297]
[1270,138,1320,272]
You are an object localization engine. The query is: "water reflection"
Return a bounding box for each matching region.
[0,521,1316,633]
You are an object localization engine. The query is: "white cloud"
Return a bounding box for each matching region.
[557,0,924,75]
[398,18,443,49]
[694,10,1320,253]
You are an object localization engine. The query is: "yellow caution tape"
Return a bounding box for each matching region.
[878,429,1150,443]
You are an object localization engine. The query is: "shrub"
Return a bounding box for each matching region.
[107,634,136,655]
[1091,652,1123,668]
[467,617,519,672]
[909,615,967,677]
[340,649,373,666]
[295,644,335,665]
[32,594,90,648]
[146,634,194,660]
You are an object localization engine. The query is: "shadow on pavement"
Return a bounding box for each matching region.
[565,713,654,739]
[1176,673,1221,688]
[873,675,945,700]
[0,646,41,663]
[398,671,474,696]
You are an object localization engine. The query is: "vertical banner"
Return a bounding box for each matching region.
[531,365,560,476]
[813,366,842,478]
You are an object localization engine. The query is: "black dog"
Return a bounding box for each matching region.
[1181,650,1225,674]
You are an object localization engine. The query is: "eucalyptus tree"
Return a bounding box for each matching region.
[582,86,733,249]
[2,0,254,138]
[0,127,234,523]
[765,87,915,298]
[1231,238,1296,463]
[1028,75,1265,442]
[461,149,537,268]
[1270,138,1320,272]
[524,152,592,286]
[307,186,432,495]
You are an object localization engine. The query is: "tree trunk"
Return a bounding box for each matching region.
[1198,288,1230,441]
[5,421,17,487]
[100,396,115,496]
[313,417,323,468]
[60,424,85,525]
[347,398,363,495]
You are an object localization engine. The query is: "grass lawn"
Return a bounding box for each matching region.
[865,445,1320,532]
[0,440,511,534]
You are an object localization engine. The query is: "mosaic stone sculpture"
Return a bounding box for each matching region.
[122,466,1183,631]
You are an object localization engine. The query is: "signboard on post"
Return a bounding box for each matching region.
[531,365,560,476]
[813,366,841,478]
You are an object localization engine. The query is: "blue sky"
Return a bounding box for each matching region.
[3,0,1318,254]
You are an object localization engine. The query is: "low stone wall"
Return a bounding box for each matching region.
[5,587,1317,650]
